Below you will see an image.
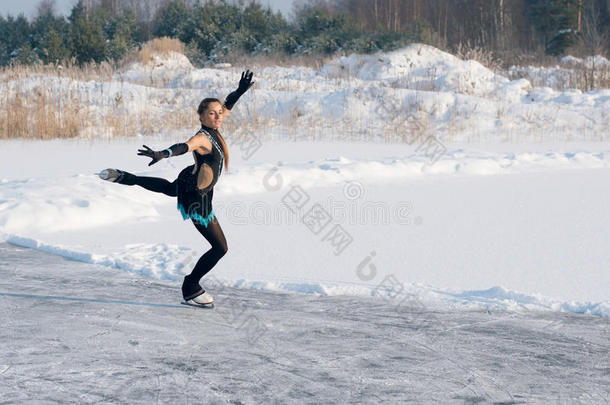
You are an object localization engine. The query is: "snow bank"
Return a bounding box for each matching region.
[321,44,508,96]
[0,174,162,234]
[445,286,609,317]
[3,234,608,317]
[508,54,610,92]
[561,54,610,68]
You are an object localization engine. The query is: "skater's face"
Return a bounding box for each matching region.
[199,102,224,129]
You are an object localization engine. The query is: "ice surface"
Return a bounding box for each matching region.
[0,243,608,403]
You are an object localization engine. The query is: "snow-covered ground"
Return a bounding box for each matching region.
[1,137,609,317]
[1,243,608,403]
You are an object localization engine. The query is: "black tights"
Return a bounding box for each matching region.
[121,173,178,197]
[123,173,227,283]
[189,216,228,281]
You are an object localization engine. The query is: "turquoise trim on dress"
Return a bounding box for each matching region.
[177,202,215,227]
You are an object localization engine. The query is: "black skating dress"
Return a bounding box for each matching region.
[176,126,225,227]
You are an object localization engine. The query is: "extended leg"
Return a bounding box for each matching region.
[110,170,178,197]
[128,175,177,197]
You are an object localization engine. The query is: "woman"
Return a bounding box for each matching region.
[98,70,254,306]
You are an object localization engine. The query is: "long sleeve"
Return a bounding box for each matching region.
[224,90,242,111]
[162,142,189,158]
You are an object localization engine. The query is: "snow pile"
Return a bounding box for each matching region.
[561,54,610,68]
[5,235,191,281]
[117,51,195,87]
[3,234,609,317]
[508,54,610,91]
[0,174,163,234]
[445,286,609,317]
[321,44,508,96]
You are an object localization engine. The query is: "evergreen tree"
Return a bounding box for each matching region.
[179,2,224,57]
[18,43,39,65]
[152,0,189,38]
[69,0,107,64]
[32,5,70,64]
[43,28,70,63]
[105,8,139,60]
[296,6,357,54]
[239,2,290,53]
[1,14,32,63]
[0,16,8,65]
[0,0,605,67]
[527,0,581,54]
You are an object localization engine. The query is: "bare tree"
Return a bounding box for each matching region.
[579,2,610,54]
[36,0,56,17]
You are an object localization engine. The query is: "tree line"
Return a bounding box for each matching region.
[328,0,609,57]
[1,0,608,67]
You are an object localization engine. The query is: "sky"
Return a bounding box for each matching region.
[0,0,296,19]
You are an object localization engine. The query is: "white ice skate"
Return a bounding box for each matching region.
[96,168,123,182]
[191,291,214,305]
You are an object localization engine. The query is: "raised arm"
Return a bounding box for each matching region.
[223,70,254,113]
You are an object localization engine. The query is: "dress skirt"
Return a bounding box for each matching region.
[176,165,215,227]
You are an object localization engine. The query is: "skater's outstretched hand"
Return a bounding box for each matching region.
[223,70,254,111]
[137,145,165,166]
[236,70,254,95]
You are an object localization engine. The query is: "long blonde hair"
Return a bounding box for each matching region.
[198,98,229,171]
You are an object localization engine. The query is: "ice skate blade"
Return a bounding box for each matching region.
[181,300,215,309]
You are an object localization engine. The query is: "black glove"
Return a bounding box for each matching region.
[225,70,254,111]
[137,145,165,166]
[237,69,254,95]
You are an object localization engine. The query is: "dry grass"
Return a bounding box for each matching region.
[1,63,90,140]
[0,38,201,140]
[505,58,610,92]
[455,42,503,71]
[217,49,334,70]
[0,56,198,140]
[135,37,186,65]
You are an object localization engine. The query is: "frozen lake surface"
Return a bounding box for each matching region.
[0,243,607,404]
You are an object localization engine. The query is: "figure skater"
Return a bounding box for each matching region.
[98,70,254,305]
